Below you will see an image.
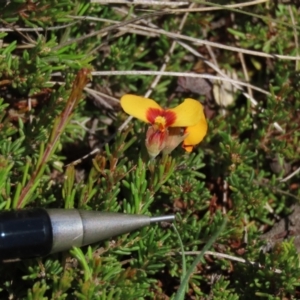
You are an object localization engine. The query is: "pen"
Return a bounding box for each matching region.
[0,208,175,261]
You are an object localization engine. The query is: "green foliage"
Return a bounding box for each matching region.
[0,1,300,299]
[232,239,300,299]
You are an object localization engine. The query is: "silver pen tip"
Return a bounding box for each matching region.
[150,215,175,223]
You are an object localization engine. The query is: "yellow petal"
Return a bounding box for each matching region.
[120,94,162,123]
[183,117,208,151]
[168,98,203,127]
[184,145,193,153]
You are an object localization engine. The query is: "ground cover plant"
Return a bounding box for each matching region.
[0,0,300,299]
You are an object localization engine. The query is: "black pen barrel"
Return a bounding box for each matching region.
[0,208,53,260]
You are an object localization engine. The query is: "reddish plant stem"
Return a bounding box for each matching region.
[16,68,91,208]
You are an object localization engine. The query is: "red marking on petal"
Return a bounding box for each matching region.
[146,108,176,128]
[146,108,164,124]
[146,108,177,128]
[164,110,177,127]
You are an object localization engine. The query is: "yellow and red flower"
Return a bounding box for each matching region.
[120,94,207,158]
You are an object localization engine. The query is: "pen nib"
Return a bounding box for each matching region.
[150,215,175,223]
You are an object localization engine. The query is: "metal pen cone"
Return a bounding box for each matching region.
[150,215,175,223]
[79,211,152,246]
[47,209,176,254]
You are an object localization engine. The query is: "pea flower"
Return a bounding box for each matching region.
[120,94,207,158]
